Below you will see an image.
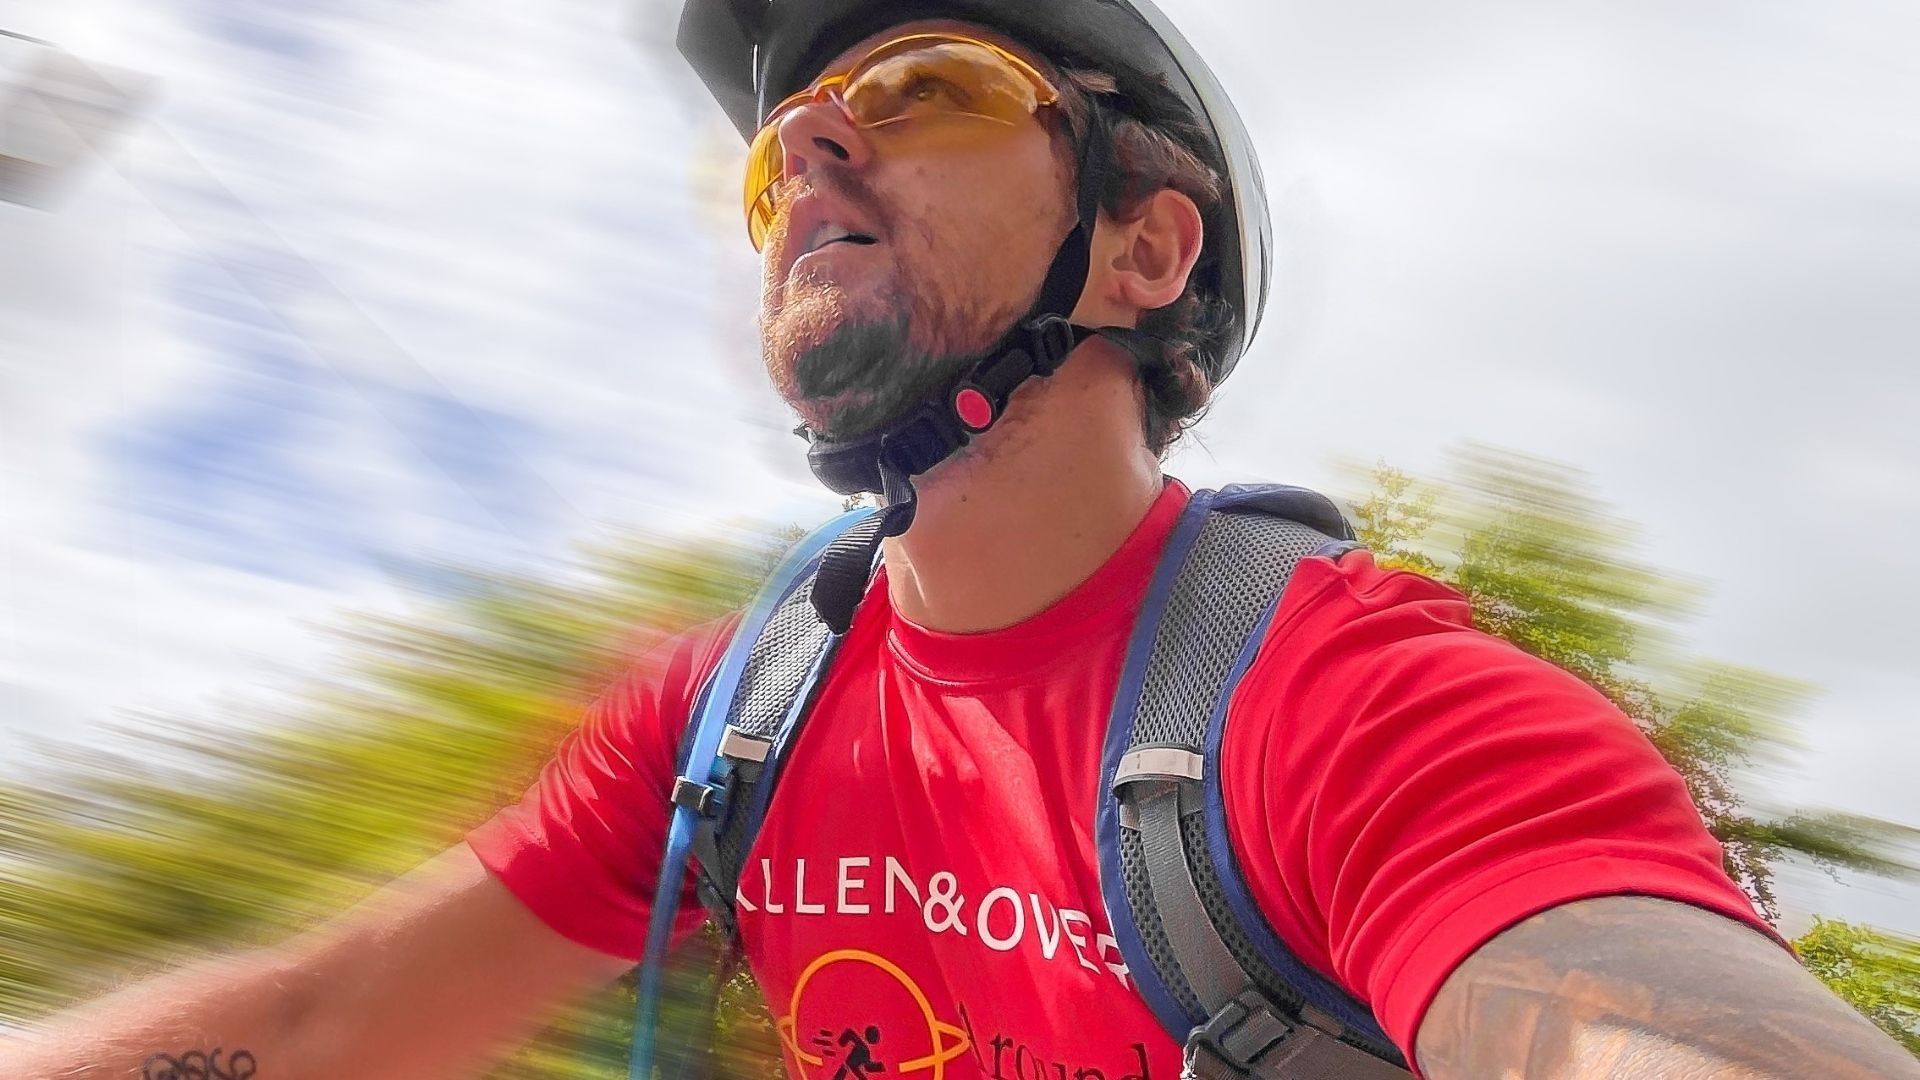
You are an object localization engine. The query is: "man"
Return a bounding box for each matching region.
[3,1,1915,1077]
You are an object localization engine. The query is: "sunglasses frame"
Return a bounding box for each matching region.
[745,32,1063,249]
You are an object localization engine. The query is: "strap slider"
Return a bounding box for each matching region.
[1186,991,1296,1077]
[876,409,959,479]
[718,726,773,764]
[671,777,720,816]
[1114,746,1205,829]
[1113,746,1205,789]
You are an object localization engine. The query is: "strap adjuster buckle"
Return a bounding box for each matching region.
[1024,315,1078,373]
[671,777,719,816]
[1113,746,1205,830]
[718,726,772,764]
[1185,991,1297,1078]
[1112,746,1205,789]
[879,405,966,477]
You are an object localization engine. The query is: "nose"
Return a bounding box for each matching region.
[776,96,873,182]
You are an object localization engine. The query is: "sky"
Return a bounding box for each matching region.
[2,0,1917,936]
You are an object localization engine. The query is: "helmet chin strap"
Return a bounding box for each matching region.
[800,111,1159,634]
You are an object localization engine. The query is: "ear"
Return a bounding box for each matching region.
[1101,188,1205,314]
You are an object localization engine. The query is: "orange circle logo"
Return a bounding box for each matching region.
[777,950,971,1078]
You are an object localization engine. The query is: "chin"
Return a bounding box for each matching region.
[764,310,952,441]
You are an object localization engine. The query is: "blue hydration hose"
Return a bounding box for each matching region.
[628,507,876,1079]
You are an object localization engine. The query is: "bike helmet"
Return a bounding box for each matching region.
[678,0,1272,382]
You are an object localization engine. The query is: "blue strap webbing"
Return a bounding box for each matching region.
[628,507,875,1080]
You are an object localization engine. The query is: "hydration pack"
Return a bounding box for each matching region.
[630,485,1413,1079]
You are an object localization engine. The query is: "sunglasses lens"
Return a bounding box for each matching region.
[842,42,1044,129]
[744,122,785,251]
[740,38,1054,251]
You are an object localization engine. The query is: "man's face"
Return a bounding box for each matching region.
[756,20,1076,440]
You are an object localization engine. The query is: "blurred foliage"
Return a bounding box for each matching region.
[0,528,787,1075]
[1348,444,1919,1052]
[1,444,1916,1068]
[1797,918,1920,1056]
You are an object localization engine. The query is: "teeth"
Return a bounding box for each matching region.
[805,223,857,254]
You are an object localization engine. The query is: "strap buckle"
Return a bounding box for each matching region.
[718,726,771,763]
[675,726,773,817]
[1183,991,1296,1079]
[1023,314,1079,375]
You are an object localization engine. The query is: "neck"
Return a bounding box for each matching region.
[878,337,1164,633]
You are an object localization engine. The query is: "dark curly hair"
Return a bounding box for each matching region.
[1046,68,1235,456]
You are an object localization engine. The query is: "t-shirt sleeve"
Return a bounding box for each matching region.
[465,617,736,961]
[1221,550,1784,1061]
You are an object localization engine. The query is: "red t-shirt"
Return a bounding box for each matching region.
[468,480,1774,1078]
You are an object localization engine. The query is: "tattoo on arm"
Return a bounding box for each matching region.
[142,1048,258,1080]
[1415,896,1920,1080]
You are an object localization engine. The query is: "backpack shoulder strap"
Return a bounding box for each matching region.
[684,548,850,936]
[629,507,874,1080]
[1097,485,1412,1079]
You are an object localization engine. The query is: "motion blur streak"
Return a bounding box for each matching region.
[3,0,1920,1070]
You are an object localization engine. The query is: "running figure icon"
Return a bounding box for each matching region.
[831,1025,886,1079]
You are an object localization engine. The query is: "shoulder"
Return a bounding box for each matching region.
[592,614,741,743]
[1225,545,1656,821]
[1267,545,1476,639]
[1239,547,1534,730]
[620,615,740,698]
[464,613,739,959]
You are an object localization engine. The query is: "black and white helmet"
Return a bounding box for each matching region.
[676,0,1274,387]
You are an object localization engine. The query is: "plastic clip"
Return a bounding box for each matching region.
[671,777,719,816]
[1184,991,1296,1079]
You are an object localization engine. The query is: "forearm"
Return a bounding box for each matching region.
[1416,896,1920,1079]
[1,847,630,1080]
[0,947,316,1078]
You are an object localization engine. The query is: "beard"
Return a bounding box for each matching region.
[782,314,982,441]
[763,247,1030,442]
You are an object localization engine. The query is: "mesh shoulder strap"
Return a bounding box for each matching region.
[630,509,871,1080]
[1097,486,1411,1079]
[673,546,857,940]
[683,568,845,935]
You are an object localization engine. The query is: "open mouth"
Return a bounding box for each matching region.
[803,224,880,256]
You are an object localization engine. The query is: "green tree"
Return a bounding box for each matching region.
[1797,919,1920,1056]
[1347,445,1919,1051]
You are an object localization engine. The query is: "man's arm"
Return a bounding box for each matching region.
[1415,895,1920,1079]
[0,844,632,1079]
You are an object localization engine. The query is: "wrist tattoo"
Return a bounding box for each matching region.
[142,1049,258,1080]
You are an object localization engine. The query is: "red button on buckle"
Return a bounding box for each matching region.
[953,386,995,432]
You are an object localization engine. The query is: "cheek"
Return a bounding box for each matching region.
[886,141,1069,294]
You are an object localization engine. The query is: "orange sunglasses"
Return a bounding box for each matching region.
[743,32,1062,250]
